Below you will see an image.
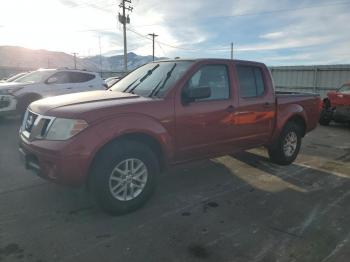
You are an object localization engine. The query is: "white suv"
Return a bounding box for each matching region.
[0,69,106,117]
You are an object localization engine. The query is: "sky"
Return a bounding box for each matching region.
[0,0,349,65]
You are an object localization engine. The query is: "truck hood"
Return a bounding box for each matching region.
[29,90,150,118]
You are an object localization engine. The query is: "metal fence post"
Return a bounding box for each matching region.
[313,66,318,93]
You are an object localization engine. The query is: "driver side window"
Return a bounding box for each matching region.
[186,64,230,101]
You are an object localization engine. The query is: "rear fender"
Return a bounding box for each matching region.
[269,104,307,145]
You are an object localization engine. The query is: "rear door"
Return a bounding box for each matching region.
[66,72,99,92]
[233,63,275,147]
[43,71,72,96]
[174,61,240,161]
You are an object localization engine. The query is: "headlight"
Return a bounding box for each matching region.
[45,118,88,140]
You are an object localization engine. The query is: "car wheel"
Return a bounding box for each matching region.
[319,109,331,126]
[268,122,302,165]
[89,140,159,215]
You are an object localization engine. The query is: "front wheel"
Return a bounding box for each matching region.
[268,122,302,165]
[319,109,331,126]
[89,140,159,215]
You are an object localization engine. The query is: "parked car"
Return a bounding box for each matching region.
[319,82,350,125]
[19,59,321,214]
[0,68,105,117]
[105,76,121,88]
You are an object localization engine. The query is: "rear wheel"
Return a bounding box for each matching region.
[268,122,302,165]
[89,140,159,215]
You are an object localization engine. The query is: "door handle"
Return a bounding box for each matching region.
[225,105,235,113]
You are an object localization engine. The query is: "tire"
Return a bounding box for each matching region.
[268,122,302,165]
[89,140,159,215]
[319,109,330,126]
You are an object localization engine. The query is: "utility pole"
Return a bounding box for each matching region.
[72,52,78,69]
[118,0,133,72]
[148,33,159,61]
[230,42,233,59]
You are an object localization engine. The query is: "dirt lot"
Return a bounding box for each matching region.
[0,117,349,262]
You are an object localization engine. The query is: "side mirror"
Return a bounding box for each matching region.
[182,87,211,104]
[46,77,57,84]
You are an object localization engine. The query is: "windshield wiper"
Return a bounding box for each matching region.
[148,80,163,97]
[123,78,139,93]
[150,63,177,97]
[127,64,160,94]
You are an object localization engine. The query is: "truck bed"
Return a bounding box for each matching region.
[275,91,321,133]
[275,90,320,97]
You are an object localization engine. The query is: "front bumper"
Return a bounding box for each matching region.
[19,133,91,187]
[0,94,17,116]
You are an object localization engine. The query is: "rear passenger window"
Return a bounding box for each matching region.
[186,64,230,101]
[69,72,95,83]
[237,66,265,98]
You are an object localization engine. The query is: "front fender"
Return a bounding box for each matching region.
[85,113,174,165]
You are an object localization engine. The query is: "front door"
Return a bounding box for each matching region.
[175,62,239,161]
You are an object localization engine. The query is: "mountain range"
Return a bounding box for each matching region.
[0,46,167,72]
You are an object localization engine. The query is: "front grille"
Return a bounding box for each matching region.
[24,111,39,132]
[40,118,52,137]
[21,111,55,140]
[0,97,10,108]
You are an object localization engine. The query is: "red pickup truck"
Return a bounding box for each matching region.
[19,59,321,214]
[319,82,350,125]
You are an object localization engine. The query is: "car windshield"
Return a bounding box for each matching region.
[339,84,350,93]
[15,70,53,84]
[6,72,28,82]
[110,61,193,97]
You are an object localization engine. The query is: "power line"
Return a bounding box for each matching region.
[123,0,350,27]
[128,27,232,51]
[73,1,350,33]
[208,0,350,19]
[157,42,167,58]
[62,0,117,12]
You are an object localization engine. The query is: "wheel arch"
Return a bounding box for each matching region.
[285,114,306,137]
[88,131,167,180]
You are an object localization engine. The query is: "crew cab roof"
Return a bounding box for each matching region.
[152,58,266,67]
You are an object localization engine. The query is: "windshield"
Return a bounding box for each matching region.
[6,72,28,82]
[338,84,350,93]
[110,61,193,97]
[15,70,53,84]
